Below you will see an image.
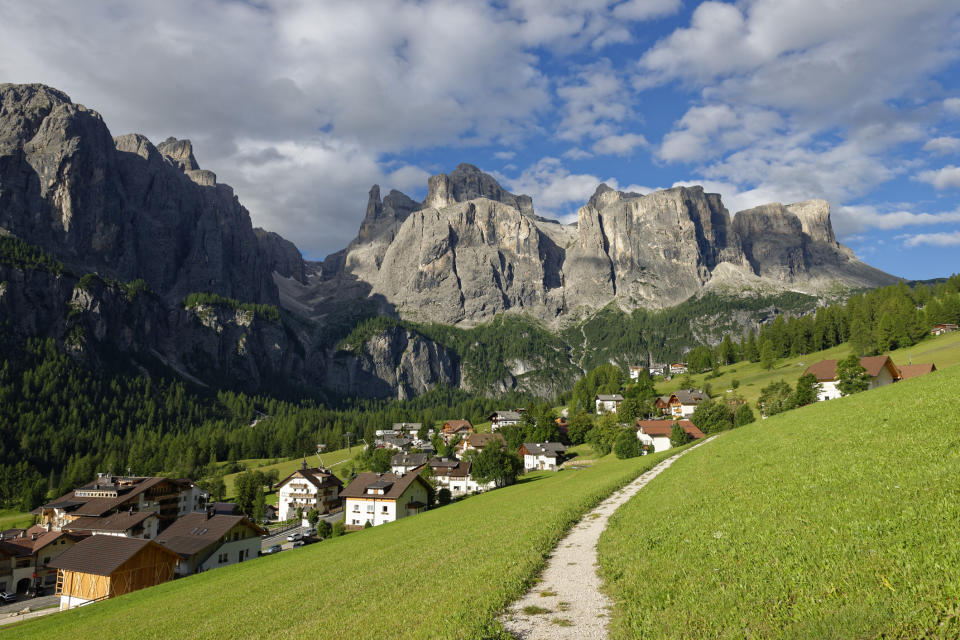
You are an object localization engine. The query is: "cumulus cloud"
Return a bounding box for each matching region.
[556,61,635,142]
[923,136,960,154]
[899,230,960,246]
[493,151,517,160]
[835,205,960,236]
[917,165,960,189]
[0,0,674,258]
[592,132,648,155]
[945,97,960,115]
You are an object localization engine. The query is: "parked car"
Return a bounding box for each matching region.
[263,544,282,555]
[0,591,16,603]
[292,540,305,547]
[286,531,302,542]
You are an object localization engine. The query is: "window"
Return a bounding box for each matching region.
[366,504,374,513]
[218,553,228,564]
[382,506,388,513]
[43,556,51,565]
[352,504,360,512]
[16,559,29,568]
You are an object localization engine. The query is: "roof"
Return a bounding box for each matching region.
[898,363,936,379]
[42,476,175,518]
[49,535,179,576]
[442,419,473,432]
[392,422,422,430]
[596,394,624,401]
[521,442,566,457]
[429,457,461,471]
[155,513,266,558]
[0,524,77,555]
[276,467,343,492]
[62,511,156,533]
[636,420,705,439]
[460,433,506,449]
[488,410,522,421]
[670,389,707,404]
[805,356,901,381]
[340,468,432,500]
[391,453,430,467]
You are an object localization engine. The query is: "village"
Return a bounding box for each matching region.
[0,325,946,623]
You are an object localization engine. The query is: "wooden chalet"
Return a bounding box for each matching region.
[50,535,180,610]
[441,419,474,443]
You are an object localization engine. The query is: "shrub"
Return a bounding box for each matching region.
[733,404,755,427]
[613,430,643,459]
[438,488,452,505]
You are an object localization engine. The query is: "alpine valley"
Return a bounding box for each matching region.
[0,84,898,400]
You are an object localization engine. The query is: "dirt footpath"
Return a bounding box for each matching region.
[500,439,713,639]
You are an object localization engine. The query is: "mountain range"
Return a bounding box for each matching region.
[0,84,899,398]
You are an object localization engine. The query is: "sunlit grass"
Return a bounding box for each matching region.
[599,362,960,638]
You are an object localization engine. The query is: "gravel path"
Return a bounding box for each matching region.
[500,439,713,639]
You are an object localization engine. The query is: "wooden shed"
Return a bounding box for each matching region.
[49,535,180,610]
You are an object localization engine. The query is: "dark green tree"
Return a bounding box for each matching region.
[669,422,691,448]
[733,404,755,427]
[794,373,821,407]
[760,339,776,370]
[613,430,643,459]
[836,354,870,395]
[757,380,795,417]
[690,398,734,434]
[566,413,593,445]
[471,442,523,488]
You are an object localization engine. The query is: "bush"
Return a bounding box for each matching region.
[316,520,332,539]
[438,488,452,505]
[331,521,345,537]
[670,422,691,448]
[690,398,734,434]
[733,404,755,427]
[613,430,643,459]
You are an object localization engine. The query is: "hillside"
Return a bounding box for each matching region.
[10,448,686,640]
[599,361,960,638]
[674,329,960,409]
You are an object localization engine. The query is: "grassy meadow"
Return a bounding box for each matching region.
[10,445,689,639]
[0,508,34,530]
[221,445,360,499]
[667,329,960,408]
[599,361,960,638]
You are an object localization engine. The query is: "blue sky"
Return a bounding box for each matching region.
[2,1,960,280]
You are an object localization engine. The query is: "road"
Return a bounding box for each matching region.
[0,594,59,615]
[260,511,343,553]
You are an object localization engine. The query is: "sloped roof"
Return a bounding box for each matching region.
[521,442,566,456]
[276,467,343,491]
[429,457,461,471]
[49,535,178,576]
[0,524,80,556]
[442,419,473,432]
[62,511,156,533]
[596,394,624,401]
[488,410,522,421]
[671,390,707,405]
[391,453,430,467]
[461,433,506,449]
[898,363,936,379]
[636,420,705,439]
[340,468,432,500]
[805,356,901,381]
[155,513,265,558]
[43,476,175,518]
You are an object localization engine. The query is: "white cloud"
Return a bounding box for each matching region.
[556,61,634,142]
[659,104,783,162]
[497,157,610,219]
[592,132,648,155]
[900,230,960,246]
[917,165,960,189]
[493,151,517,160]
[562,148,594,160]
[945,97,960,115]
[923,136,960,154]
[612,0,682,21]
[835,205,960,236]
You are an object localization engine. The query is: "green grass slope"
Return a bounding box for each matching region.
[11,448,690,640]
[677,330,960,408]
[599,363,960,639]
[221,446,359,499]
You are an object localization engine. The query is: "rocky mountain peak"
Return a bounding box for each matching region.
[425,163,534,216]
[157,136,199,171]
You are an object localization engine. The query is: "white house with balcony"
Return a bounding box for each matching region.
[595,394,624,413]
[340,469,432,530]
[276,463,344,521]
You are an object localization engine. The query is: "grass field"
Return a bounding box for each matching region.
[221,446,360,499]
[11,445,691,639]
[599,361,960,638]
[0,508,34,530]
[669,330,960,408]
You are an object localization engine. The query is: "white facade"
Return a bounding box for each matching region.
[345,482,429,528]
[672,403,698,418]
[637,431,672,453]
[522,454,560,471]
[277,472,340,521]
[595,396,622,413]
[196,537,259,574]
[177,484,210,516]
[817,380,842,401]
[60,594,96,611]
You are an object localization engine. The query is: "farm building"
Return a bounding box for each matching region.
[49,535,180,610]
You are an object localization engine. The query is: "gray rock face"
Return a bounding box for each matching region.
[0,83,277,306]
[425,163,534,216]
[303,167,898,326]
[254,228,307,284]
[326,324,460,400]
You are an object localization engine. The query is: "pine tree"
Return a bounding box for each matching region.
[760,339,776,370]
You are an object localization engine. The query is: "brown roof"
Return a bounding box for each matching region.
[0,524,76,555]
[636,420,705,439]
[898,363,936,379]
[460,433,506,449]
[433,460,472,479]
[805,356,901,381]
[276,468,343,492]
[670,389,708,405]
[49,535,179,576]
[62,511,156,533]
[44,476,175,518]
[340,468,432,500]
[442,419,473,433]
[155,513,266,558]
